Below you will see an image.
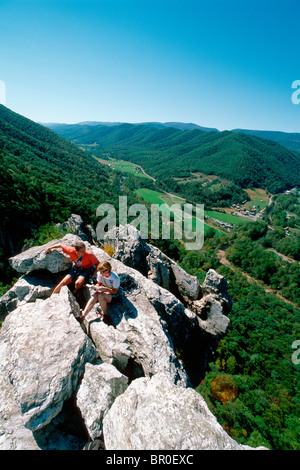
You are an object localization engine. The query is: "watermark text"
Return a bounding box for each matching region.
[291,80,300,104]
[292,340,300,365]
[96,196,204,250]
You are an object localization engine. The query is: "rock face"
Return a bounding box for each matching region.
[0,222,265,450]
[103,373,250,450]
[1,286,97,432]
[104,225,201,303]
[0,270,61,318]
[77,362,128,441]
[9,241,72,274]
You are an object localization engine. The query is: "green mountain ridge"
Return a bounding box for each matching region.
[45,121,300,194]
[46,119,300,152]
[46,120,218,132]
[233,128,300,154]
[46,120,300,152]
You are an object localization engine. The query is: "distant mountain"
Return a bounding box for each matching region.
[46,121,218,132]
[45,121,300,152]
[44,121,300,194]
[141,122,218,132]
[233,128,300,154]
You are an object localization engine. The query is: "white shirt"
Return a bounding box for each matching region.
[96,271,120,290]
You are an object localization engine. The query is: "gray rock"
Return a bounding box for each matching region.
[73,240,231,387]
[82,258,192,387]
[1,229,254,451]
[192,294,230,335]
[9,239,72,274]
[77,362,128,441]
[55,213,97,244]
[8,233,110,275]
[83,310,131,371]
[0,341,40,450]
[104,225,201,302]
[202,268,229,294]
[0,271,57,321]
[103,373,263,450]
[0,286,98,431]
[201,269,233,315]
[104,224,148,273]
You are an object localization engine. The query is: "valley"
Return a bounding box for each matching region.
[93,154,273,234]
[48,121,300,195]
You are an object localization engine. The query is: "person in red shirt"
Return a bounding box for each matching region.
[45,241,99,295]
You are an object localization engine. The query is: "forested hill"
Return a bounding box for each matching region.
[233,128,300,154]
[0,105,120,283]
[47,122,300,194]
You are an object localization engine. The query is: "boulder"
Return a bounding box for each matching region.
[82,264,191,387]
[76,362,128,441]
[0,286,97,431]
[192,294,230,335]
[7,232,231,387]
[55,213,97,244]
[82,311,132,371]
[202,268,229,294]
[200,269,233,315]
[0,340,40,450]
[103,224,148,273]
[9,233,110,275]
[0,270,58,321]
[9,240,72,274]
[104,225,201,302]
[103,373,259,450]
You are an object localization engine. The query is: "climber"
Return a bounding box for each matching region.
[79,260,120,322]
[45,241,99,295]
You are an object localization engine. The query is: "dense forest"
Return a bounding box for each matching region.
[174,208,300,449]
[233,128,300,154]
[1,105,299,450]
[46,121,300,195]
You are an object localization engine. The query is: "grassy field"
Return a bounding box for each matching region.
[135,188,166,204]
[96,157,152,179]
[205,209,250,226]
[244,188,270,210]
[135,188,224,237]
[94,155,259,237]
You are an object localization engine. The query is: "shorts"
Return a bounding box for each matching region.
[69,264,96,280]
[110,289,122,303]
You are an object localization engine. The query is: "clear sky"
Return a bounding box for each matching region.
[0,0,299,132]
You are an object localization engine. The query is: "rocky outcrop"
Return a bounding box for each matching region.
[1,286,97,432]
[104,225,201,303]
[77,362,128,442]
[0,270,60,319]
[0,226,265,450]
[9,242,72,274]
[54,213,97,245]
[103,373,255,450]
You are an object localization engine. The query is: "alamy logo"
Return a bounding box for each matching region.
[291,80,300,104]
[291,340,300,365]
[96,196,204,250]
[0,80,6,105]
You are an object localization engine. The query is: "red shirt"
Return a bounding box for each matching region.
[62,245,98,268]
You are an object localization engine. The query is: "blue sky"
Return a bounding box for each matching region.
[0,0,299,132]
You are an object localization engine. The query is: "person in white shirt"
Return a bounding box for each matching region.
[79,261,120,322]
